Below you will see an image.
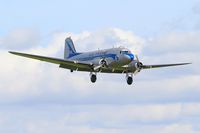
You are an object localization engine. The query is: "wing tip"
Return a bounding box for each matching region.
[8,51,22,55]
[8,51,15,54]
[184,62,192,65]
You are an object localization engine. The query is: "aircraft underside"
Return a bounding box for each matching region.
[59,64,138,85]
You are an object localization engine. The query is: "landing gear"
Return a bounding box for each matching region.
[126,73,133,85]
[90,72,97,83]
[89,72,133,85]
[127,76,133,85]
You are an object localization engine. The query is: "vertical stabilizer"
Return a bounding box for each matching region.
[64,37,77,59]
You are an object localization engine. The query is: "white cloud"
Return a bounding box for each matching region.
[0,28,199,104]
[158,124,198,133]
[182,103,200,116]
[72,28,144,54]
[0,27,200,132]
[0,28,146,103]
[0,28,41,50]
[144,31,200,55]
[193,2,200,15]
[0,103,200,133]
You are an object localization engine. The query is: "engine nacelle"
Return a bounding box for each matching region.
[92,58,113,67]
[99,59,108,67]
[128,61,143,71]
[135,62,143,69]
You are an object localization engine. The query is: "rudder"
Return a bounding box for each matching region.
[64,37,77,59]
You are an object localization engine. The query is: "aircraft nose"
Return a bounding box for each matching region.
[124,54,134,61]
[127,54,134,61]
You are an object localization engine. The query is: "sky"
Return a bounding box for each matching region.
[0,0,200,133]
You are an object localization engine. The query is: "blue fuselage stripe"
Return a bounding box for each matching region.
[125,53,134,60]
[74,54,117,61]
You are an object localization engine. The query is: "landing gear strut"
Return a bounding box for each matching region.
[126,73,133,85]
[90,72,97,83]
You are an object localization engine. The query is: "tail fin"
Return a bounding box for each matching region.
[64,37,77,59]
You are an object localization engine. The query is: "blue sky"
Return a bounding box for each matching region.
[0,0,200,133]
[1,0,199,36]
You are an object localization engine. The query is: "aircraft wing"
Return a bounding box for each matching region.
[142,63,191,69]
[9,51,92,69]
[9,51,191,73]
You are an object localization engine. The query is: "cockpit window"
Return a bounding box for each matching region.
[120,51,129,54]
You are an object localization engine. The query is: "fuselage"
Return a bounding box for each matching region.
[68,47,134,68]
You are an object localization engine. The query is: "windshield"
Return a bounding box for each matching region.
[120,51,129,54]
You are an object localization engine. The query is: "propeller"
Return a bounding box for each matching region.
[100,58,108,67]
[93,58,108,71]
[132,54,144,75]
[135,55,144,70]
[135,54,139,62]
[134,55,191,70]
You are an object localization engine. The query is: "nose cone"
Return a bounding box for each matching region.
[125,53,134,61]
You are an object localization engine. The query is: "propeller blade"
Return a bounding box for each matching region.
[93,65,103,71]
[135,55,139,62]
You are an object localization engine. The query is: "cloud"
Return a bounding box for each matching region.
[192,2,200,15]
[158,2,200,32]
[1,0,200,132]
[0,28,40,50]
[0,103,200,133]
[0,27,200,132]
[72,28,144,54]
[0,28,199,105]
[144,31,200,55]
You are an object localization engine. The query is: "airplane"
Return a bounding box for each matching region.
[9,37,191,85]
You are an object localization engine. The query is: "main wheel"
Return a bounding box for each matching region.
[127,76,133,85]
[90,74,97,83]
